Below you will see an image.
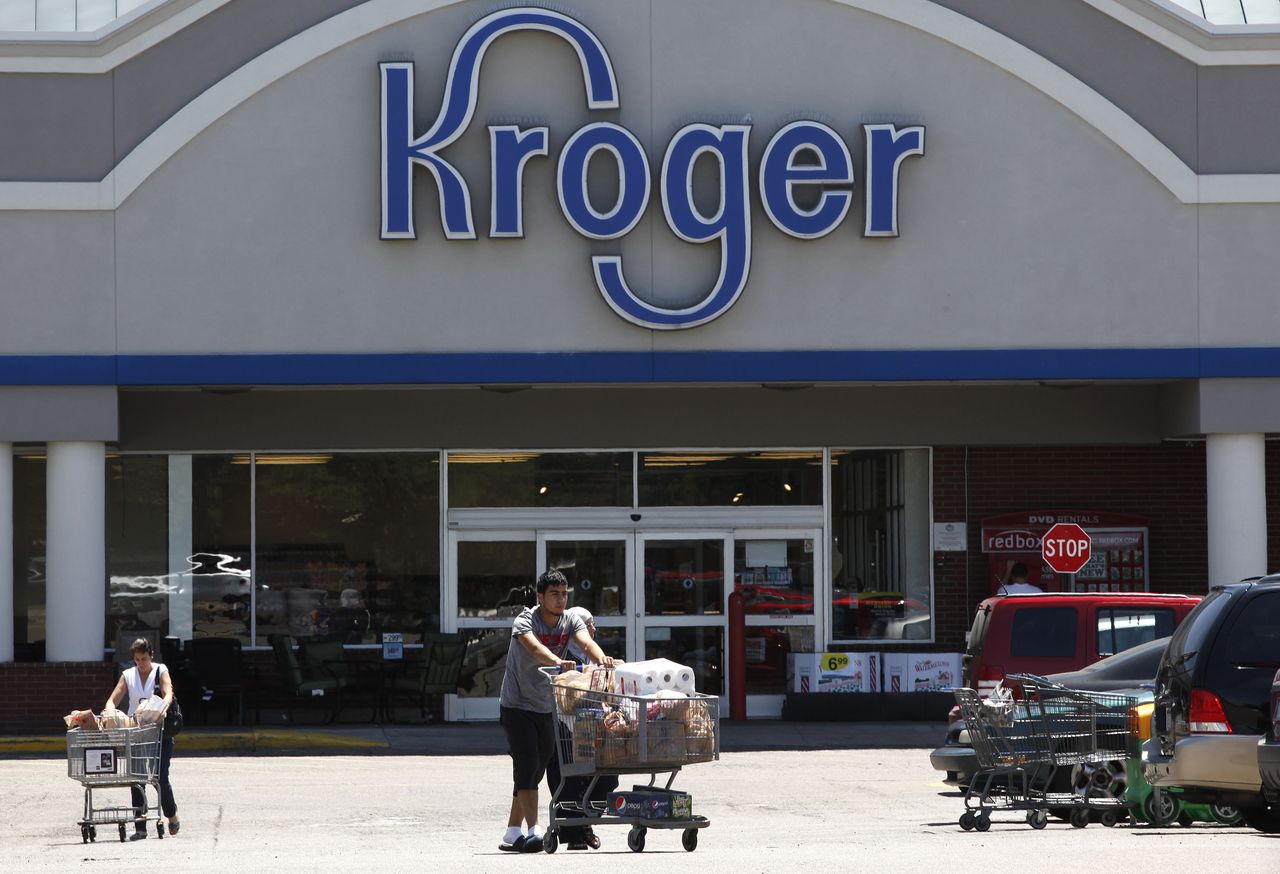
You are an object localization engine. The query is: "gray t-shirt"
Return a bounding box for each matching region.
[499,607,587,713]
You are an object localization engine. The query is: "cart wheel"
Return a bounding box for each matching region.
[1143,788,1177,826]
[1069,809,1090,829]
[543,832,557,854]
[81,826,89,844]
[626,826,646,853]
[1027,810,1048,830]
[682,828,698,852]
[1177,812,1193,828]
[958,811,976,831]
[1210,804,1241,826]
[157,821,165,839]
[118,823,127,842]
[1099,811,1119,828]
[974,813,991,832]
[89,826,97,843]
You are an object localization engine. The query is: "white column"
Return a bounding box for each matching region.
[168,455,194,640]
[45,442,105,662]
[0,443,12,663]
[1205,433,1268,588]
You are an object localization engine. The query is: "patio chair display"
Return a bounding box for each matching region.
[384,632,467,723]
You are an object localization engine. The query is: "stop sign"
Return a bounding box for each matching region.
[1041,523,1092,574]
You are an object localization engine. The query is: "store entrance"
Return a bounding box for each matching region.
[447,526,819,720]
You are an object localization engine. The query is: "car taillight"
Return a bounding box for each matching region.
[1128,704,1154,741]
[1189,688,1232,734]
[947,705,963,725]
[977,665,1004,692]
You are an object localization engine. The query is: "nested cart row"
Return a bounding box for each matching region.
[954,674,1136,831]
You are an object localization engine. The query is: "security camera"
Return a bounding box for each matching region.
[630,513,642,522]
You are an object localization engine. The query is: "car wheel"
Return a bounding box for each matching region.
[1239,804,1280,833]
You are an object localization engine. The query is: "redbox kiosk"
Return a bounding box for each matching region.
[981,511,1150,595]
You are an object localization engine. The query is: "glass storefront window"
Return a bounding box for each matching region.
[644,539,724,616]
[644,626,724,696]
[830,449,932,642]
[456,540,535,618]
[254,453,439,645]
[734,538,815,616]
[744,625,814,695]
[547,540,626,617]
[448,452,632,507]
[106,454,252,648]
[12,454,46,661]
[639,451,822,506]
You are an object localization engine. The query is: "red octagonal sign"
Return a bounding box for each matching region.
[1041,523,1092,574]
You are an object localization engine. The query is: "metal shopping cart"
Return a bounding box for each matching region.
[953,674,1137,832]
[540,665,717,854]
[67,722,166,843]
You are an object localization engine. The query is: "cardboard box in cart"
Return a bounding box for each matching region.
[880,652,961,693]
[788,652,878,693]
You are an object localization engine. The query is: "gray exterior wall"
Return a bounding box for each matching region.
[1,0,1280,438]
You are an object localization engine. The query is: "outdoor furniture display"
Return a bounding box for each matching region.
[188,637,252,725]
[297,639,378,722]
[383,632,467,723]
[268,635,346,723]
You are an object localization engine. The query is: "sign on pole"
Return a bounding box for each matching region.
[1041,523,1092,575]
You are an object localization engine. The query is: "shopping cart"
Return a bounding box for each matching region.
[539,664,717,854]
[953,674,1137,831]
[66,722,165,843]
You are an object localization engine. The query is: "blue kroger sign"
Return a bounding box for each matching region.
[381,7,924,330]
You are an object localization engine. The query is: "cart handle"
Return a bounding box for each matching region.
[538,663,585,680]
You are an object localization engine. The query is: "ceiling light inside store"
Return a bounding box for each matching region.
[732,492,743,503]
[539,486,548,494]
[447,453,542,464]
[232,454,333,465]
[783,483,792,491]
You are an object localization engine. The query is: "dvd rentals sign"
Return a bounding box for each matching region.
[981,511,1151,595]
[380,7,925,330]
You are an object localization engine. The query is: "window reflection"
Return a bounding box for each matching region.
[830,449,932,641]
[744,626,814,695]
[253,453,439,645]
[639,451,822,506]
[547,541,625,617]
[644,626,723,696]
[448,452,631,508]
[457,540,535,618]
[734,539,814,616]
[12,455,46,661]
[644,540,724,616]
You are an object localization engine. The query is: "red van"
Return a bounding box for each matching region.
[964,592,1201,695]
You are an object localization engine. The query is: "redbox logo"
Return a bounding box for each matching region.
[985,530,1042,551]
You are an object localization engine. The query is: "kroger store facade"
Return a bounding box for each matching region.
[4,0,1280,725]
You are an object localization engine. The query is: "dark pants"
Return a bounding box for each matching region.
[546,720,617,842]
[132,737,177,821]
[501,706,555,793]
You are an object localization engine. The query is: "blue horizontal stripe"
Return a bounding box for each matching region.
[2,347,1280,386]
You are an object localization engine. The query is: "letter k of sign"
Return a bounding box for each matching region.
[380,7,619,240]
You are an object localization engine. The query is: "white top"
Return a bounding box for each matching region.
[122,662,168,717]
[997,582,1043,595]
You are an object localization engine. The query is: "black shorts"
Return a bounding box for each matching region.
[500,706,555,793]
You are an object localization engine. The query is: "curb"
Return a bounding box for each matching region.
[1,730,389,756]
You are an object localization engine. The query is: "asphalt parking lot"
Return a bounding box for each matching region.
[2,747,1276,873]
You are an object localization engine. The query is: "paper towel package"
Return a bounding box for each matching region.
[880,652,961,693]
[788,652,878,693]
[612,658,696,696]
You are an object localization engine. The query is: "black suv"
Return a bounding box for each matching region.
[1144,577,1280,833]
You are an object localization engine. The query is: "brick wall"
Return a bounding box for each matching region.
[0,662,118,733]
[932,442,1211,652]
